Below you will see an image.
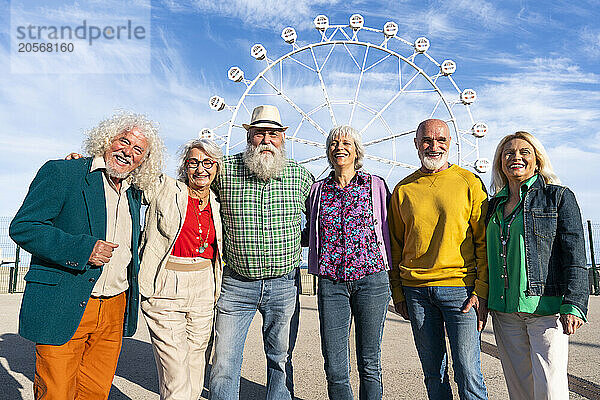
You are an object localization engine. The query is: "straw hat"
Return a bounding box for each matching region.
[242,105,288,131]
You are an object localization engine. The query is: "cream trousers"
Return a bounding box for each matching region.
[142,261,216,400]
[491,311,569,400]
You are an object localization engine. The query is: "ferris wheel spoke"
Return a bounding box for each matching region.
[364,154,417,169]
[314,42,337,72]
[447,76,461,93]
[240,101,252,117]
[287,136,326,148]
[363,129,415,146]
[279,62,283,91]
[423,52,440,66]
[349,44,370,126]
[397,57,402,91]
[392,36,413,47]
[299,154,327,164]
[326,27,340,42]
[259,75,328,136]
[360,70,421,134]
[290,119,304,138]
[354,101,378,115]
[402,89,438,94]
[464,105,475,124]
[429,97,443,118]
[286,55,317,72]
[310,46,337,126]
[385,165,396,180]
[363,52,393,73]
[338,28,353,42]
[316,165,330,180]
[230,136,247,150]
[341,43,362,70]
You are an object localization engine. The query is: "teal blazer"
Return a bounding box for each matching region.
[9,157,142,345]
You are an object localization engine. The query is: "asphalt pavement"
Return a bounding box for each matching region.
[1,293,599,399]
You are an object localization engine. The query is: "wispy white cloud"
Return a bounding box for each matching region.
[442,0,509,28]
[467,55,600,219]
[579,27,600,59]
[0,26,221,215]
[160,0,341,31]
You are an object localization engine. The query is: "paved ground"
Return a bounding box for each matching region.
[1,293,599,399]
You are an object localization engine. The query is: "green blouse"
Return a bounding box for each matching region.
[486,174,585,319]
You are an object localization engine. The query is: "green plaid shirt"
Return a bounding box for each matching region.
[214,153,314,279]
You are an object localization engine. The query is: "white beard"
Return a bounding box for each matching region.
[243,143,287,180]
[419,151,448,172]
[105,152,131,179]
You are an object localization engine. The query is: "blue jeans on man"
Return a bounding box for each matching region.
[403,286,487,400]
[317,270,390,400]
[209,267,299,400]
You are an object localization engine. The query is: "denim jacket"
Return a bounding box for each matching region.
[486,177,589,316]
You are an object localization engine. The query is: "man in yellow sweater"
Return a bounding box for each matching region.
[388,119,489,400]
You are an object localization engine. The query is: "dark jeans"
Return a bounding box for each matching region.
[317,270,391,400]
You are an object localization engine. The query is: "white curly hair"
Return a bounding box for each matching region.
[83,111,164,191]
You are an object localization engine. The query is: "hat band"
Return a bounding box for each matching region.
[249,119,283,127]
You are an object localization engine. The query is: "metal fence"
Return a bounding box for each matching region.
[0,216,598,295]
[0,217,30,293]
[585,220,600,295]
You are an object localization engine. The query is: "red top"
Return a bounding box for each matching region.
[171,196,216,259]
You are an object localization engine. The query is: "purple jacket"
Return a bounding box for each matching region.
[304,173,392,275]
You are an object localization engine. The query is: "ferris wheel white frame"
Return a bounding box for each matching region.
[205,14,490,176]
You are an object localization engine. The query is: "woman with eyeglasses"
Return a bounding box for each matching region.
[139,138,224,400]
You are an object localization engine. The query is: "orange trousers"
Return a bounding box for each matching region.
[34,292,126,400]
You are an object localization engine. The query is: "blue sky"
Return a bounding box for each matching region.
[1,0,599,221]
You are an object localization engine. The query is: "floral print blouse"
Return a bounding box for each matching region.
[318,171,386,281]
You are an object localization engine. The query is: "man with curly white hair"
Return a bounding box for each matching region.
[10,111,163,399]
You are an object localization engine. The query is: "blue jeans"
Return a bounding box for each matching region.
[403,286,487,400]
[209,267,299,400]
[317,271,391,400]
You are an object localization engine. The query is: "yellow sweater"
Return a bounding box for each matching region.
[387,164,489,304]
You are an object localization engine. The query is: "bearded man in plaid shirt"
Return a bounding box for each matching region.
[209,105,314,400]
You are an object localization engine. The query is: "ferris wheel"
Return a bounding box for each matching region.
[204,14,490,181]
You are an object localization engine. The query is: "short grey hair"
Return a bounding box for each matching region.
[177,138,224,184]
[325,125,365,170]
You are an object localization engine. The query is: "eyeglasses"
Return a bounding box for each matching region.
[186,158,217,170]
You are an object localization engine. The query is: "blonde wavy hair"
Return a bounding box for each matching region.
[83,111,164,191]
[490,131,560,195]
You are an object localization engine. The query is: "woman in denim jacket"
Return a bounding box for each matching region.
[304,125,392,400]
[485,131,589,399]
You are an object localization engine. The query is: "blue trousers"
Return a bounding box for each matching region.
[317,271,390,400]
[209,267,299,400]
[403,286,487,400]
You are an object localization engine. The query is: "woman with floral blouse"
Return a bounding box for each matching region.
[304,125,392,400]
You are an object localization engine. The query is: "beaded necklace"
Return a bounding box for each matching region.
[499,207,519,289]
[193,197,211,254]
